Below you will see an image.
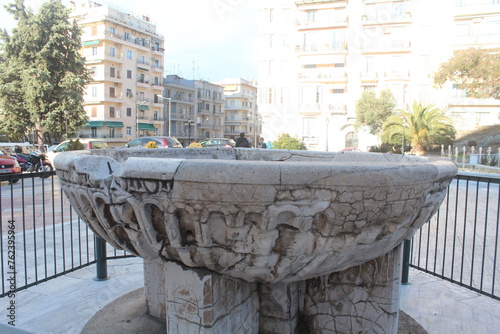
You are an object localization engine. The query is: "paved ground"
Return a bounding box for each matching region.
[0,259,498,334]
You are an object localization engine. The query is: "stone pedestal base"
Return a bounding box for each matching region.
[144,244,403,334]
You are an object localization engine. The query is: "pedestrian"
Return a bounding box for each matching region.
[235,132,250,148]
[259,137,267,149]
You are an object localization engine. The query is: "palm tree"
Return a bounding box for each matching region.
[381,102,456,155]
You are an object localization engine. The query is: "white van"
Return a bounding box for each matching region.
[47,139,107,166]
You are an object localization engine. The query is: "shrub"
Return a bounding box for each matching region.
[272,133,306,150]
[145,141,158,149]
[66,139,84,151]
[188,142,202,148]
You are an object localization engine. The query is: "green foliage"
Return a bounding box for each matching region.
[272,133,306,150]
[434,48,500,99]
[66,139,84,151]
[355,89,396,135]
[381,102,456,154]
[0,0,91,144]
[145,141,158,148]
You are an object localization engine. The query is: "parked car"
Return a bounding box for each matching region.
[200,138,236,148]
[47,139,108,165]
[123,136,183,149]
[0,151,22,183]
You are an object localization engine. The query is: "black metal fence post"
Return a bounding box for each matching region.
[402,239,411,284]
[94,236,108,281]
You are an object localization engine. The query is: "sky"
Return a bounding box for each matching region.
[0,0,260,82]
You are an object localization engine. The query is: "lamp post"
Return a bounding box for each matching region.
[184,119,195,145]
[156,95,171,136]
[136,101,147,138]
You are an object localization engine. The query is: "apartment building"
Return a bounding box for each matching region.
[69,1,165,147]
[258,0,500,151]
[162,75,197,146]
[194,81,226,144]
[217,78,260,145]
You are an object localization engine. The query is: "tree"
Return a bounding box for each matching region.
[355,89,396,135]
[0,0,91,144]
[434,48,500,99]
[272,133,306,150]
[381,102,456,155]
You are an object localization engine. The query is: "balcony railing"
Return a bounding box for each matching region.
[0,170,498,302]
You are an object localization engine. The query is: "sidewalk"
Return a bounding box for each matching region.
[0,259,498,334]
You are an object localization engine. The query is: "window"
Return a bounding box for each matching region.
[110,27,116,34]
[345,132,358,149]
[109,127,115,138]
[124,32,130,41]
[126,89,133,97]
[126,108,132,116]
[139,73,145,83]
[126,127,132,136]
[109,106,115,118]
[139,55,145,64]
[91,86,97,97]
[306,10,317,22]
[331,89,345,94]
[268,88,274,104]
[230,100,235,107]
[110,47,116,57]
[392,2,404,18]
[110,67,116,78]
[154,111,159,120]
[126,50,133,59]
[91,107,97,117]
[127,70,132,79]
[91,47,98,56]
[109,87,115,98]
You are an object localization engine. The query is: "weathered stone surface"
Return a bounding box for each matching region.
[163,261,259,334]
[55,148,456,283]
[302,244,403,334]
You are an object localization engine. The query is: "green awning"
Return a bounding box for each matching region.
[82,40,100,46]
[137,67,149,71]
[106,121,124,128]
[138,123,156,131]
[138,105,149,110]
[84,121,105,127]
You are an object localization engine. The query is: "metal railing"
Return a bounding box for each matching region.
[409,171,500,301]
[0,171,132,298]
[0,170,498,301]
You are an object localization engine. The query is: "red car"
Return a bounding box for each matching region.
[0,152,22,183]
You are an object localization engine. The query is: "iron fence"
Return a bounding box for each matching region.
[0,171,132,298]
[410,171,500,301]
[0,169,498,301]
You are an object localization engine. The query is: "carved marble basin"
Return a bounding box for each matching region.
[54,148,456,283]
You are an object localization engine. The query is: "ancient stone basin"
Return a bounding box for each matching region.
[54,148,457,333]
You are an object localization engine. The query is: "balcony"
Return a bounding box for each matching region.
[297,16,349,30]
[298,71,347,83]
[361,12,412,26]
[296,43,348,54]
[361,40,411,54]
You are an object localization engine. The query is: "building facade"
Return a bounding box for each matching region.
[217,78,260,146]
[69,1,165,147]
[258,0,500,152]
[162,75,197,146]
[194,81,226,144]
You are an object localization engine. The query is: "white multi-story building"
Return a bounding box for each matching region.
[69,1,165,147]
[217,78,260,146]
[258,0,500,151]
[194,81,225,144]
